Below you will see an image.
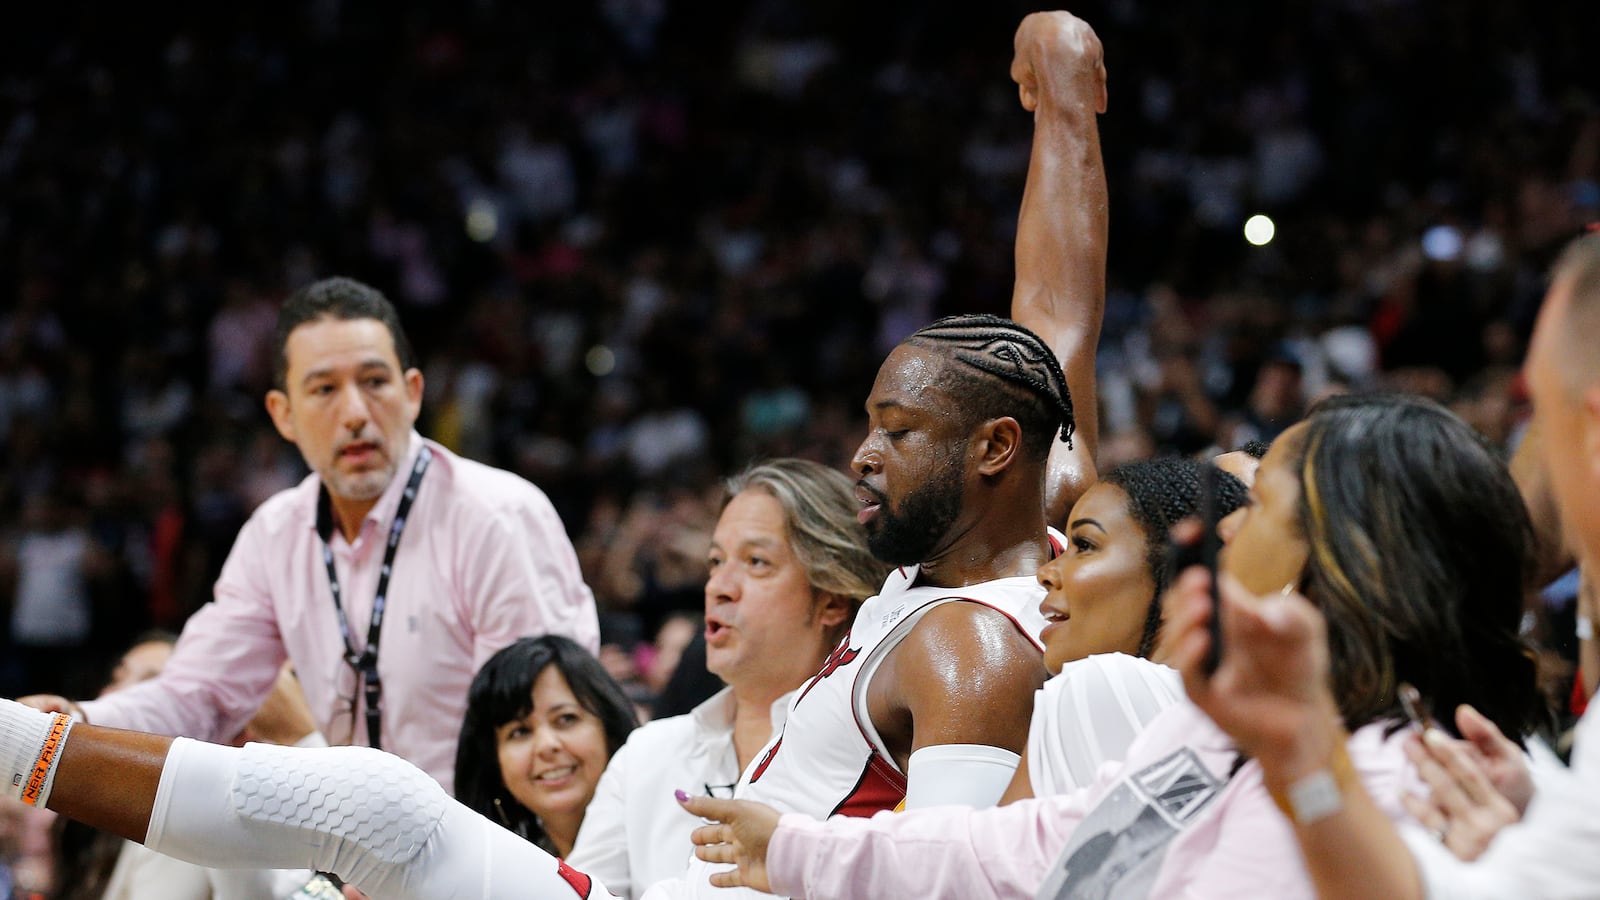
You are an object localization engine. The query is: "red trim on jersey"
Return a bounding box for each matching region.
[830,751,908,818]
[556,859,592,898]
[749,736,783,783]
[796,636,861,706]
[974,598,1047,653]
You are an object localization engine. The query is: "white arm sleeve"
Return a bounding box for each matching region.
[902,743,1021,810]
[146,738,618,900]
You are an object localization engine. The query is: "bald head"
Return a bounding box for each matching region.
[1526,233,1600,566]
[1550,233,1600,386]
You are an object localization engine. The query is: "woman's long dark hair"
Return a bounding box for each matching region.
[1290,394,1545,742]
[454,635,637,852]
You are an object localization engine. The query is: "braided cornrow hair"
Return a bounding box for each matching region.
[904,313,1076,452]
[1100,459,1249,658]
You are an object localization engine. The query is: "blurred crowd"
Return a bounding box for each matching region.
[1,0,1597,708]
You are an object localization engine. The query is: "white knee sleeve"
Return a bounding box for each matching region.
[231,741,446,865]
[150,739,447,887]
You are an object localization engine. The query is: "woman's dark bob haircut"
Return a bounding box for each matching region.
[453,635,637,851]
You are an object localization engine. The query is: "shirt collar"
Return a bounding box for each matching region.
[685,686,794,750]
[689,686,738,738]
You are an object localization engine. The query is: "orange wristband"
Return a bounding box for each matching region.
[21,713,72,807]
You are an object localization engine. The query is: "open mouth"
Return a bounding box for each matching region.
[705,618,732,644]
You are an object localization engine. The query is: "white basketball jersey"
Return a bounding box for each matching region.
[649,533,1061,900]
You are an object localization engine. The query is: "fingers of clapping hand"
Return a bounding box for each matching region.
[1406,730,1498,810]
[693,828,739,866]
[707,868,750,889]
[680,794,738,827]
[1455,704,1516,762]
[1405,733,1477,815]
[1403,731,1518,861]
[1454,704,1535,813]
[1401,790,1447,839]
[691,822,730,851]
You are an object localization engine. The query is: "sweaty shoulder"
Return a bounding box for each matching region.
[899,600,1047,680]
[877,599,1047,758]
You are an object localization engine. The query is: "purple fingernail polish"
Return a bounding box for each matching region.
[675,789,690,803]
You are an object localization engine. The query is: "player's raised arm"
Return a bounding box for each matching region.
[1008,10,1109,528]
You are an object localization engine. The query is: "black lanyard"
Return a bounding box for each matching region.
[321,445,431,750]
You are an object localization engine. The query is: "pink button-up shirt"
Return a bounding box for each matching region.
[81,434,598,793]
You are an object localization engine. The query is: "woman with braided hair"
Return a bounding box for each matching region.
[1001,458,1249,802]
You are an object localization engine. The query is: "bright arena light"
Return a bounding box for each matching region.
[465,199,498,243]
[585,345,617,377]
[1244,214,1276,246]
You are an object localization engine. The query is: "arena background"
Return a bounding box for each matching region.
[0,0,1596,702]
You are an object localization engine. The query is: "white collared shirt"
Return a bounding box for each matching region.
[568,687,791,899]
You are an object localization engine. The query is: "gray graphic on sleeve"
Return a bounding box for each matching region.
[1034,747,1224,900]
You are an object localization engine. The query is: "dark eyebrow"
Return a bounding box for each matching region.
[299,358,394,388]
[1069,518,1106,534]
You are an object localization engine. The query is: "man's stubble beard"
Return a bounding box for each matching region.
[865,459,966,567]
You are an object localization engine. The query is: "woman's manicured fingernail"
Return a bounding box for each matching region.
[675,789,690,803]
[1424,727,1448,747]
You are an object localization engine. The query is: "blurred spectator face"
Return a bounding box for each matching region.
[851,344,968,566]
[1250,360,1303,420]
[704,490,829,686]
[1035,482,1155,673]
[1217,423,1312,595]
[265,317,423,505]
[102,640,173,696]
[494,665,611,830]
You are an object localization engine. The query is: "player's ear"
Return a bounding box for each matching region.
[973,417,1023,476]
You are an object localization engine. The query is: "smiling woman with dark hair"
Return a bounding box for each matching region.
[453,635,637,859]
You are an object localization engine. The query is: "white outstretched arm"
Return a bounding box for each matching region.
[1,700,616,900]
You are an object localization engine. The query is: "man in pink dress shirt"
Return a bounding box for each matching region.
[22,277,598,792]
